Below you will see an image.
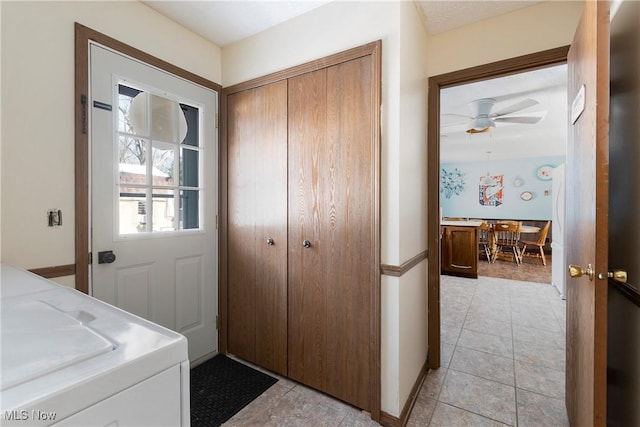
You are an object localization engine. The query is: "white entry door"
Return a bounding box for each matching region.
[90,44,218,362]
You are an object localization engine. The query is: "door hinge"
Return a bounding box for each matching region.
[215,315,220,330]
[216,112,219,129]
[88,252,93,264]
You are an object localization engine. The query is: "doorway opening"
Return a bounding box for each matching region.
[427,46,570,369]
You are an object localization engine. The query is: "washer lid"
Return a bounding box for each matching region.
[1,299,115,391]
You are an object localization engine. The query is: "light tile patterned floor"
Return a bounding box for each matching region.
[408,275,568,426]
[223,275,568,426]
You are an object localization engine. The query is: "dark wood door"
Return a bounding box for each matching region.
[607,2,640,425]
[287,56,374,410]
[227,81,288,375]
[565,1,609,425]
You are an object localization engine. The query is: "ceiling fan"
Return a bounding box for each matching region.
[442,98,545,134]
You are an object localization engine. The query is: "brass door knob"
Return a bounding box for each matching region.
[569,264,594,281]
[597,270,628,283]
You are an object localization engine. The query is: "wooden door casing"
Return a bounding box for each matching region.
[288,56,374,410]
[565,1,610,425]
[227,81,288,375]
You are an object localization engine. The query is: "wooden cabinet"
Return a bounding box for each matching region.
[441,225,479,278]
[225,44,380,412]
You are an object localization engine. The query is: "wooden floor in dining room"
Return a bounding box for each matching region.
[478,253,552,284]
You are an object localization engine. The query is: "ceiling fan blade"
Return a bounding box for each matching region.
[493,116,543,124]
[442,121,470,128]
[490,98,539,117]
[442,113,472,119]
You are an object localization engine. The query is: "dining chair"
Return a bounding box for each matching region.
[478,221,493,263]
[493,222,522,265]
[520,220,551,265]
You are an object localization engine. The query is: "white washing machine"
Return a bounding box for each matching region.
[0,264,190,426]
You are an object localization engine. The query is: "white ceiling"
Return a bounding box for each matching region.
[143,1,332,47]
[143,0,542,47]
[142,0,565,163]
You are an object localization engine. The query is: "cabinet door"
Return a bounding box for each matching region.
[288,56,374,410]
[227,81,288,375]
[442,226,478,278]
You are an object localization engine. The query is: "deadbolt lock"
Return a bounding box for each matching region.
[597,270,628,283]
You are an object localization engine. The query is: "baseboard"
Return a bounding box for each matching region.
[379,357,428,427]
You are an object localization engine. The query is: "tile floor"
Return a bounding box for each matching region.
[224,275,568,426]
[407,275,568,426]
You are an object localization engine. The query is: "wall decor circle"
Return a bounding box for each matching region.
[520,191,534,201]
[512,176,524,187]
[536,165,554,181]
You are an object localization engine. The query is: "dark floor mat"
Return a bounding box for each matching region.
[190,354,277,426]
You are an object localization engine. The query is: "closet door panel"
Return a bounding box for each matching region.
[228,89,257,363]
[288,55,373,410]
[288,69,329,390]
[227,81,288,374]
[325,56,373,409]
[254,81,288,375]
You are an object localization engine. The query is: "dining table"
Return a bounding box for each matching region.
[519,225,541,234]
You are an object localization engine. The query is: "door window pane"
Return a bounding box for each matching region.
[119,136,147,184]
[180,190,199,230]
[180,147,199,187]
[117,83,201,236]
[119,194,147,234]
[152,189,176,232]
[152,143,175,185]
[150,94,188,143]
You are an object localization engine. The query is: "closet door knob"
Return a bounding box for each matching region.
[302,240,312,249]
[266,238,275,246]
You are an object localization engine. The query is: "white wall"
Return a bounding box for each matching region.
[397,0,429,412]
[426,1,583,77]
[0,1,221,283]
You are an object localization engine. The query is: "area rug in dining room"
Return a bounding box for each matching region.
[191,354,278,427]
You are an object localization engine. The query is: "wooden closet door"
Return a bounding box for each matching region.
[227,81,288,375]
[288,55,374,410]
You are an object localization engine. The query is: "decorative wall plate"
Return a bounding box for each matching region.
[512,177,524,187]
[536,165,554,181]
[520,191,534,201]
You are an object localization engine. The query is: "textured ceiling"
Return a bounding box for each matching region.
[416,0,542,34]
